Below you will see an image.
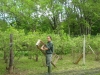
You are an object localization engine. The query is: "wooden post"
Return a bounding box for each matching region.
[88,45,96,55]
[83,35,85,65]
[74,54,83,64]
[72,49,75,63]
[88,45,98,60]
[9,34,14,73]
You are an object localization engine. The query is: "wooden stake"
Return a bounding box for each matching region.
[88,45,96,55]
[74,54,83,64]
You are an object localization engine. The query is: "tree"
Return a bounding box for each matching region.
[0,0,100,35]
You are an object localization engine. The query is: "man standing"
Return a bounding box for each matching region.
[41,36,53,75]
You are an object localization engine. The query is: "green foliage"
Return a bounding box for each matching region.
[0,0,100,35]
[90,35,100,51]
[0,28,100,56]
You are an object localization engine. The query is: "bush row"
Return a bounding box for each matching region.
[0,27,100,56]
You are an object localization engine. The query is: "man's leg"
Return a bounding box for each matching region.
[46,54,52,75]
[48,66,51,75]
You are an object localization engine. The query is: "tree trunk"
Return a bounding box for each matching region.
[68,24,70,35]
[8,34,14,74]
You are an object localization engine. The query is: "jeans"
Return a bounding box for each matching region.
[46,54,52,66]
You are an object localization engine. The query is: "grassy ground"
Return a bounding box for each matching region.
[0,52,6,75]
[0,52,100,75]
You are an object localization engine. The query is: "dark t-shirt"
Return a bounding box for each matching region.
[46,41,53,54]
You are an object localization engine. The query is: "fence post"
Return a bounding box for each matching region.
[83,35,86,65]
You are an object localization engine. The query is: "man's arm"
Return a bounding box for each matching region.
[41,42,53,51]
[41,45,48,50]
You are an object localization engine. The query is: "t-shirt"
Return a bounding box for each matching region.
[46,41,53,54]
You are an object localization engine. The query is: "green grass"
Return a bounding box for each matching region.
[52,54,100,73]
[0,52,100,75]
[14,56,47,74]
[0,61,6,75]
[0,53,6,75]
[15,54,100,75]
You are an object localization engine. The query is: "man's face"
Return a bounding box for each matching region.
[47,37,51,42]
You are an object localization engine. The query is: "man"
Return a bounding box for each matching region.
[41,36,53,75]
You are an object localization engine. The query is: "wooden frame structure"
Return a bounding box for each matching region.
[36,40,59,67]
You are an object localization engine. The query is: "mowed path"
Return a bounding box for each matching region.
[37,67,100,75]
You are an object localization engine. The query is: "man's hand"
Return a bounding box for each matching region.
[41,45,45,50]
[41,45,48,50]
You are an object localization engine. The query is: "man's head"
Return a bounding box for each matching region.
[47,36,52,42]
